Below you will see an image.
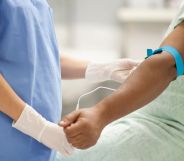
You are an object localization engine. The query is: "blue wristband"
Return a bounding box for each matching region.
[146,46,184,77]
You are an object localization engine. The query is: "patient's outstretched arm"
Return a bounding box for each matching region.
[61,22,184,149]
[98,22,184,124]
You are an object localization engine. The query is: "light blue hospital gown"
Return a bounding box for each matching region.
[57,2,184,161]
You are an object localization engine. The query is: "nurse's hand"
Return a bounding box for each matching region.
[85,59,141,83]
[13,104,74,156]
[60,106,107,149]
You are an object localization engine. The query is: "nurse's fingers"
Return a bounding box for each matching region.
[60,110,81,128]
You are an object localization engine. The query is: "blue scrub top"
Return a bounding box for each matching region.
[0,0,62,161]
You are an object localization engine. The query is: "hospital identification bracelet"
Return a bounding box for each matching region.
[146,46,184,77]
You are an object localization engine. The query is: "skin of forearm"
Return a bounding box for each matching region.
[61,55,89,79]
[96,23,184,126]
[0,74,25,121]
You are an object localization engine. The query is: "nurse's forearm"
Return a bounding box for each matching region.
[60,55,89,79]
[0,75,25,121]
[96,23,184,125]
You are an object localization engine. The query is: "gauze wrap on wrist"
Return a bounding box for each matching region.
[146,46,184,77]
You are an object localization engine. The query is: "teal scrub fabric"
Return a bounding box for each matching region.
[57,1,184,161]
[0,0,61,161]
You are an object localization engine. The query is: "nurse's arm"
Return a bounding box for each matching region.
[60,55,89,79]
[60,55,140,82]
[0,75,25,121]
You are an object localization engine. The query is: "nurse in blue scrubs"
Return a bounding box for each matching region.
[0,1,139,161]
[0,0,64,160]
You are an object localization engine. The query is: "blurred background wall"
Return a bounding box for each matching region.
[47,0,180,116]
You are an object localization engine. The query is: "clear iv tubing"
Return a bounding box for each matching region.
[76,86,117,110]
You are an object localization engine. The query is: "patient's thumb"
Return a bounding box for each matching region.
[59,111,80,128]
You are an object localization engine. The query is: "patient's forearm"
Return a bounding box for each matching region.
[97,23,184,125]
[0,74,25,121]
[97,54,176,124]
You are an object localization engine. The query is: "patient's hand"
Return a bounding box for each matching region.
[60,106,106,149]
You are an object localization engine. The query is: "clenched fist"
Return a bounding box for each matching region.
[60,106,107,149]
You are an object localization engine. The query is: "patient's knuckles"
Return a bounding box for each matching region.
[77,119,89,130]
[64,128,73,137]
